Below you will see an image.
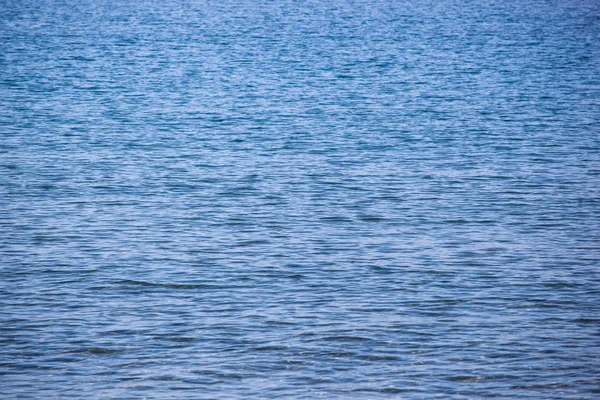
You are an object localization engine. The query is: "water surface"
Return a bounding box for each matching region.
[1,0,600,398]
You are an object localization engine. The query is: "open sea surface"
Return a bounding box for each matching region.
[1,0,600,398]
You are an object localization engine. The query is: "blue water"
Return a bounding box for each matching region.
[1,0,600,398]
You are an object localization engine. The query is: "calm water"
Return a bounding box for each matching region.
[1,0,600,398]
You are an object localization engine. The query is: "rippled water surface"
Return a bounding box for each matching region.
[2,0,600,398]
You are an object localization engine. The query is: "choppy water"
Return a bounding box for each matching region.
[1,0,600,398]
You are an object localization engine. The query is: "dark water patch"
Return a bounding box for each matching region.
[114,280,226,291]
[69,347,125,355]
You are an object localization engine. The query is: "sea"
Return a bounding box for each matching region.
[1,0,599,398]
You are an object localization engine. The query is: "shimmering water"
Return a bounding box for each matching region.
[1,0,600,398]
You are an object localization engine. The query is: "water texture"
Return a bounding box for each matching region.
[1,0,600,398]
